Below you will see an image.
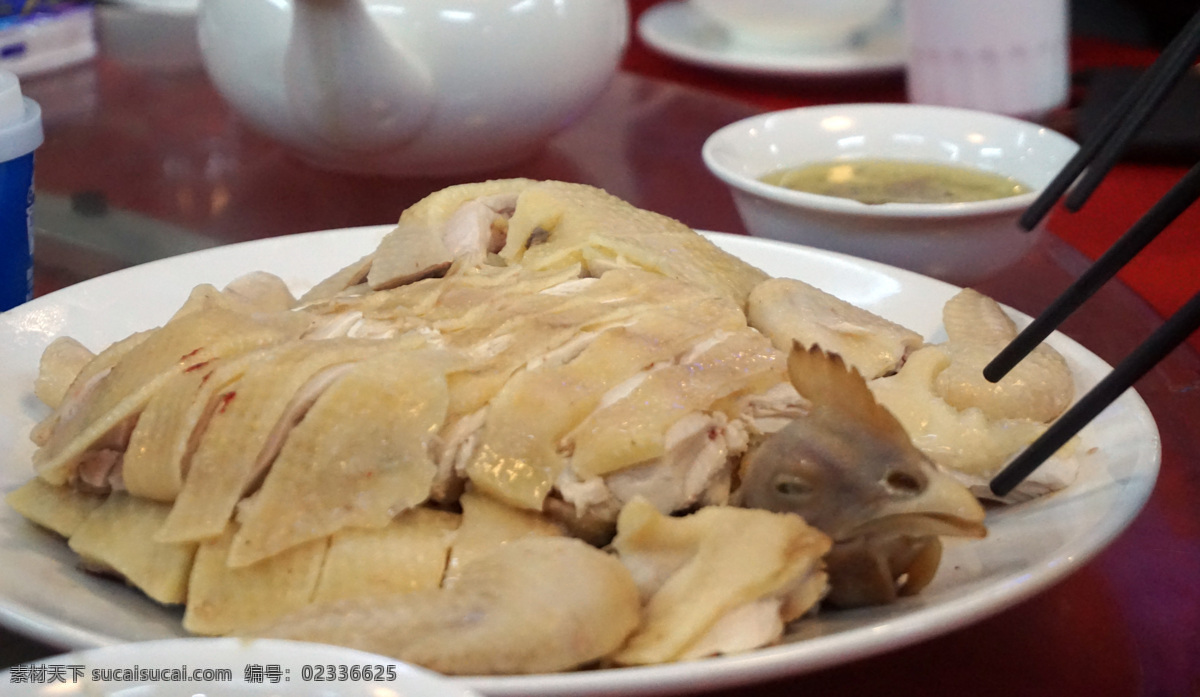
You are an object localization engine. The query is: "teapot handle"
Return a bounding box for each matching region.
[284,0,433,152]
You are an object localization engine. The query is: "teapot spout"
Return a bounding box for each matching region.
[284,0,433,152]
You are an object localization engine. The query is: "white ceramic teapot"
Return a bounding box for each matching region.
[197,0,629,176]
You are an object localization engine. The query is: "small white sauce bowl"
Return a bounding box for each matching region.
[701,103,1079,284]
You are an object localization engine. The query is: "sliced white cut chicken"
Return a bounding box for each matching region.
[498,180,768,307]
[228,349,451,567]
[156,338,414,544]
[67,492,197,605]
[747,277,923,380]
[184,524,327,636]
[610,497,830,665]
[299,253,374,304]
[567,329,785,479]
[601,411,738,513]
[312,507,460,603]
[169,273,297,321]
[256,536,640,675]
[30,330,152,448]
[5,478,106,538]
[34,308,308,487]
[367,180,533,290]
[465,278,747,510]
[33,337,95,409]
[121,352,253,502]
[442,489,563,586]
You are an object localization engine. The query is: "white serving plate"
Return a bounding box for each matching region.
[0,227,1160,697]
[0,638,480,696]
[637,1,906,78]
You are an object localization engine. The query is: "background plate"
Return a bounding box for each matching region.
[0,228,1160,696]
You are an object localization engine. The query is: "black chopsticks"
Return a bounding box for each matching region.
[990,289,1200,497]
[984,161,1200,383]
[986,13,1200,497]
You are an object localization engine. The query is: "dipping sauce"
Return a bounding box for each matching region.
[760,159,1030,205]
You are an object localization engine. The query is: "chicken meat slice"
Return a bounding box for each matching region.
[67,492,197,605]
[584,381,806,521]
[169,272,297,321]
[610,497,830,665]
[747,277,923,380]
[552,402,765,540]
[497,180,768,308]
[312,507,460,604]
[33,337,95,409]
[29,330,152,448]
[463,274,750,511]
[228,349,451,567]
[601,411,740,514]
[540,335,805,533]
[442,489,563,586]
[184,523,327,636]
[34,307,308,487]
[566,329,785,480]
[156,338,417,544]
[121,352,256,502]
[298,253,374,304]
[256,536,641,675]
[367,179,533,290]
[5,478,106,538]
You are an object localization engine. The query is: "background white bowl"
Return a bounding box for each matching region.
[701,103,1079,285]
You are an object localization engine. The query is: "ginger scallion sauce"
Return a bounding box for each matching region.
[760,159,1030,205]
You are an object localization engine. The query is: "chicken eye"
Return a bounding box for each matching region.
[884,469,923,495]
[773,473,813,499]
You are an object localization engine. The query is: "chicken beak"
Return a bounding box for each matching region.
[855,460,988,541]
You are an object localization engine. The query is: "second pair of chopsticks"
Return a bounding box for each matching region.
[985,12,1200,498]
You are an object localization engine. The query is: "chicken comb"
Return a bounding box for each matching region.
[785,342,911,445]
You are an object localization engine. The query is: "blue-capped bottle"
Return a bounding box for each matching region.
[0,68,43,312]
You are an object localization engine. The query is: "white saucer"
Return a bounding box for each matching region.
[637,1,906,78]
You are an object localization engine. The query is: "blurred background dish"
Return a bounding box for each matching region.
[689,0,894,51]
[196,0,628,177]
[702,103,1080,285]
[904,0,1070,119]
[103,0,198,13]
[637,0,905,77]
[0,638,482,697]
[0,2,96,77]
[96,2,202,73]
